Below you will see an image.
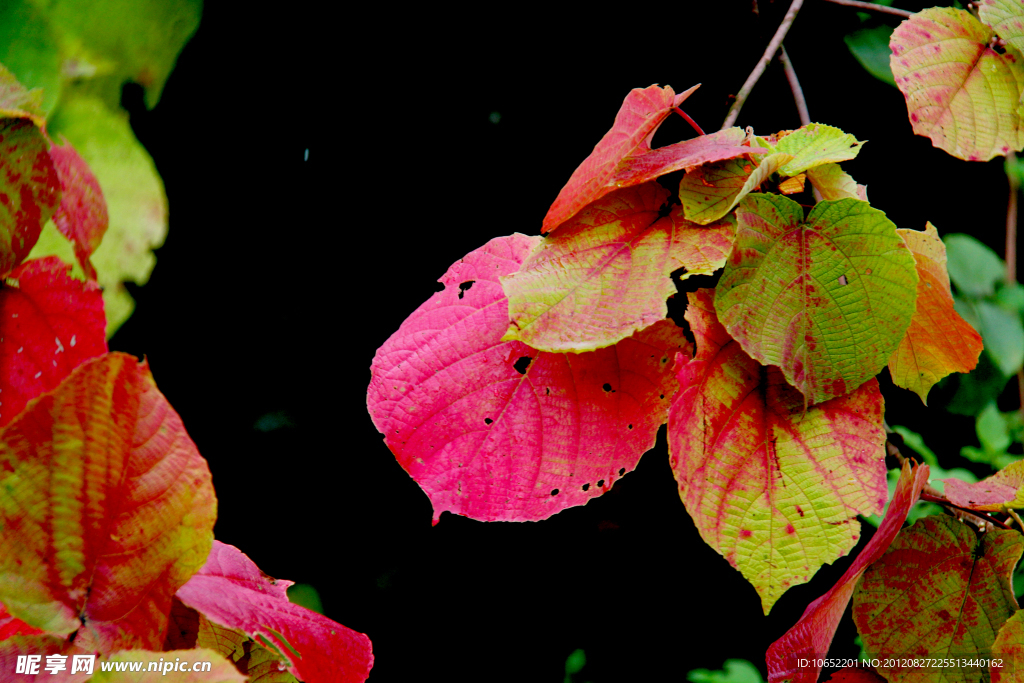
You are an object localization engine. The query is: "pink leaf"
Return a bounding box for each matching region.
[49,140,109,281]
[175,541,373,683]
[541,84,750,233]
[368,234,689,522]
[0,256,107,427]
[766,461,930,683]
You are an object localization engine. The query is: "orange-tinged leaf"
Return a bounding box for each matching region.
[991,611,1024,683]
[806,163,868,202]
[942,460,1024,511]
[888,222,983,403]
[853,515,1022,683]
[49,139,109,281]
[678,152,793,225]
[668,289,888,614]
[0,117,60,276]
[778,173,806,195]
[890,7,1024,161]
[716,194,918,405]
[541,84,750,233]
[0,352,216,652]
[0,256,107,427]
[502,183,735,352]
[766,461,929,683]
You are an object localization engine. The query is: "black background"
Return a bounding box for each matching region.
[109,1,1016,681]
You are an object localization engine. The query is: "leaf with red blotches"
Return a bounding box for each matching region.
[368,234,689,522]
[175,541,373,683]
[0,117,60,276]
[668,288,889,613]
[979,0,1024,59]
[0,64,45,128]
[0,600,43,639]
[715,194,918,404]
[49,139,108,280]
[502,182,734,352]
[853,515,1022,683]
[678,153,793,225]
[0,256,107,427]
[0,352,216,652]
[992,611,1024,683]
[942,460,1024,511]
[890,7,1024,161]
[888,223,983,403]
[766,461,929,683]
[541,84,750,233]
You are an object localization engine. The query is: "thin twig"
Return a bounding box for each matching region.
[1007,152,1023,422]
[779,46,810,127]
[820,0,912,18]
[722,0,805,130]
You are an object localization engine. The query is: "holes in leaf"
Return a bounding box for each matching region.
[458,280,475,299]
[550,489,559,496]
[484,418,493,425]
[618,468,626,476]
[602,383,613,392]
[660,394,665,399]
[627,424,633,430]
[513,356,532,374]
[581,483,590,492]
[838,274,848,286]
[660,357,668,364]
[545,387,550,395]
[597,479,605,488]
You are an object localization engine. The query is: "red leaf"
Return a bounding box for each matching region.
[826,667,888,683]
[175,541,374,683]
[49,140,109,281]
[0,600,43,639]
[0,256,107,427]
[368,234,689,522]
[0,118,60,276]
[0,353,216,652]
[766,461,929,683]
[541,85,749,233]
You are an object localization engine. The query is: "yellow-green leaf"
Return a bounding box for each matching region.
[678,152,793,225]
[775,123,866,176]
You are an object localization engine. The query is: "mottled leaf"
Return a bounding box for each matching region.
[716,194,918,404]
[888,223,983,403]
[678,153,793,225]
[766,461,929,683]
[0,352,216,652]
[890,7,1024,161]
[0,634,90,682]
[943,460,1024,511]
[0,600,43,639]
[853,515,1022,683]
[806,164,868,201]
[979,0,1024,63]
[0,256,106,427]
[991,611,1024,683]
[91,649,246,682]
[945,233,1005,297]
[502,183,734,352]
[368,234,688,522]
[49,138,108,280]
[175,541,373,683]
[775,124,866,176]
[541,84,750,233]
[0,117,59,276]
[845,26,897,87]
[668,289,888,614]
[0,61,46,126]
[27,95,166,335]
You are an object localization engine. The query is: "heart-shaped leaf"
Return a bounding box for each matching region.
[716,194,918,404]
[890,7,1024,161]
[668,289,888,613]
[502,182,734,352]
[0,352,216,652]
[888,223,983,403]
[368,234,688,522]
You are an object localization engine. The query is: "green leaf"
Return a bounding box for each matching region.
[992,611,1024,683]
[978,401,1014,453]
[979,0,1024,60]
[0,0,61,119]
[678,153,792,225]
[996,281,1024,314]
[845,26,897,86]
[687,660,765,683]
[806,163,868,201]
[715,194,918,404]
[944,233,1005,297]
[892,425,939,466]
[853,516,1021,682]
[27,94,167,335]
[945,348,1011,415]
[977,299,1024,376]
[565,649,586,675]
[34,0,202,110]
[774,123,865,176]
[890,7,1024,161]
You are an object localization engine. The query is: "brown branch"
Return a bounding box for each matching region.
[819,0,912,18]
[779,46,810,127]
[722,0,805,130]
[1006,152,1023,422]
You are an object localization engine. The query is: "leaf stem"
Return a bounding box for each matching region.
[819,0,912,18]
[722,0,805,130]
[673,107,706,136]
[1006,152,1023,421]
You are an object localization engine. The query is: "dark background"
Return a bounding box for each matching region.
[108,1,1016,681]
